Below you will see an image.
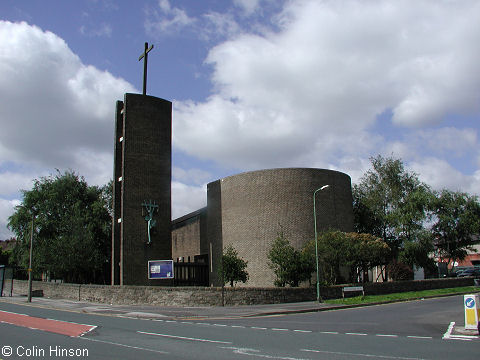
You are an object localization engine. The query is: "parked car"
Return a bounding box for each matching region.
[457,268,480,277]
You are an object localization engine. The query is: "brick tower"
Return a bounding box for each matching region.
[111,93,172,285]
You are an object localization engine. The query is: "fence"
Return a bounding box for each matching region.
[173,259,209,286]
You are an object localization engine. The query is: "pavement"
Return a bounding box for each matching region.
[0,292,479,338]
[0,294,342,320]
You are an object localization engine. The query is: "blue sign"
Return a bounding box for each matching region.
[465,298,475,309]
[148,260,174,279]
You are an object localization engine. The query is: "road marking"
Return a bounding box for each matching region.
[376,334,398,338]
[442,321,455,340]
[213,323,228,327]
[271,328,289,331]
[442,323,478,341]
[319,331,339,334]
[0,310,96,337]
[137,331,232,344]
[223,346,311,360]
[231,325,246,328]
[301,348,426,359]
[345,332,368,336]
[406,336,433,339]
[251,326,267,330]
[293,330,312,333]
[81,337,168,354]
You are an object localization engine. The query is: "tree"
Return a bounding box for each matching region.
[0,248,12,266]
[353,155,432,275]
[307,231,389,284]
[305,230,349,285]
[219,245,249,287]
[399,231,436,276]
[344,232,390,283]
[268,233,315,287]
[8,171,112,284]
[430,190,480,272]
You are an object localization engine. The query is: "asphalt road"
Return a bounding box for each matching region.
[0,296,478,360]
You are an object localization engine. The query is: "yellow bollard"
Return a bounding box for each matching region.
[464,294,480,330]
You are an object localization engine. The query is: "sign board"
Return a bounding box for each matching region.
[148,260,174,280]
[464,294,480,330]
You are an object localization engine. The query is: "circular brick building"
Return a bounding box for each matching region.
[206,168,354,287]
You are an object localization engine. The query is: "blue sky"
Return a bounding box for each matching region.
[1,0,479,239]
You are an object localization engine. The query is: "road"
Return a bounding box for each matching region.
[0,296,478,360]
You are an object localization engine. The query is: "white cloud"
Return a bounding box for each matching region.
[79,23,113,38]
[0,21,134,183]
[0,199,19,239]
[173,167,212,186]
[234,0,262,16]
[172,0,480,176]
[145,0,196,35]
[410,158,480,196]
[171,181,206,219]
[0,171,36,196]
[0,21,135,236]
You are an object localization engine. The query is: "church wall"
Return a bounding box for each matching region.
[207,168,354,287]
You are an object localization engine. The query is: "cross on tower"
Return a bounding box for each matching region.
[138,42,154,95]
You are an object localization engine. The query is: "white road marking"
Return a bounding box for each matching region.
[320,331,339,334]
[272,328,289,331]
[222,346,311,360]
[137,330,232,344]
[293,330,312,333]
[376,334,398,338]
[251,326,267,330]
[442,321,455,340]
[345,332,368,336]
[406,336,433,339]
[81,337,169,354]
[301,348,426,360]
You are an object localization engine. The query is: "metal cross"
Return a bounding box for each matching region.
[138,42,154,95]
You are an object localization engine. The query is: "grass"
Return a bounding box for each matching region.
[324,286,480,305]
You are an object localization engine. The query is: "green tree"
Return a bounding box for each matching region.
[0,247,12,266]
[353,155,432,275]
[344,232,390,283]
[305,230,349,285]
[430,190,480,272]
[219,245,249,287]
[308,231,389,284]
[8,171,112,284]
[399,231,436,276]
[268,233,315,287]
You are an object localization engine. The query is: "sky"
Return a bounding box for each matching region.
[0,0,479,239]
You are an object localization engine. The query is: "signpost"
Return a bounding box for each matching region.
[148,260,174,280]
[464,294,480,330]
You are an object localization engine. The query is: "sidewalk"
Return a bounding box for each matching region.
[0,295,340,320]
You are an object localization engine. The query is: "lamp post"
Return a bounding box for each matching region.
[27,211,35,303]
[313,185,329,302]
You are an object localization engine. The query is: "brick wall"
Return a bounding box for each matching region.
[207,168,354,287]
[112,94,172,286]
[12,278,473,306]
[171,209,205,261]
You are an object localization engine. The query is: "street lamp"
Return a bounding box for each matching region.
[27,211,35,303]
[313,185,329,302]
